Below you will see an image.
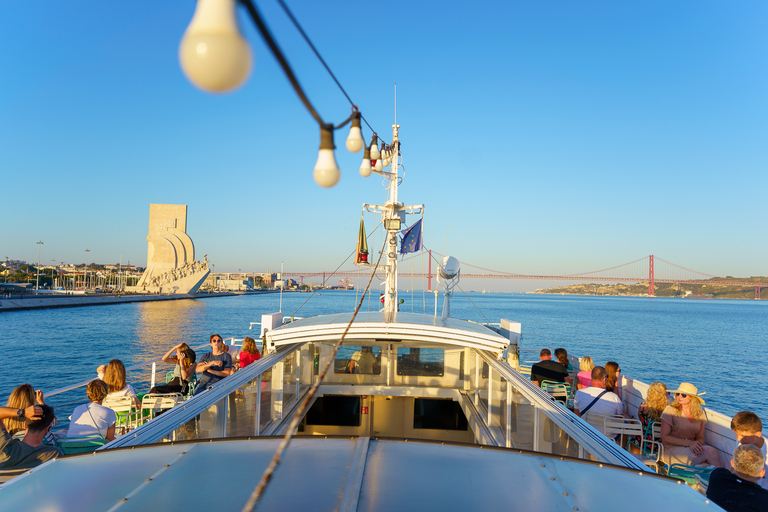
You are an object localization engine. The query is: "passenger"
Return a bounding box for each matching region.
[349,346,376,374]
[238,337,261,369]
[0,404,62,470]
[68,380,117,441]
[573,366,625,435]
[576,356,594,390]
[605,361,623,401]
[660,382,721,467]
[3,384,44,436]
[223,343,240,370]
[731,411,767,457]
[706,444,768,512]
[192,334,233,396]
[96,364,106,380]
[638,381,669,435]
[554,348,573,373]
[103,359,140,408]
[148,343,197,394]
[530,348,571,387]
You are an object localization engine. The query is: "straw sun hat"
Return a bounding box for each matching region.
[670,382,706,405]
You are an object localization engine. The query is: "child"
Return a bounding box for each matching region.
[731,411,767,457]
[96,365,106,380]
[731,410,767,490]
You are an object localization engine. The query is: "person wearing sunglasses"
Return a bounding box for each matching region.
[660,382,722,467]
[192,334,233,396]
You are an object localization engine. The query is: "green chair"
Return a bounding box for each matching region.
[56,434,105,455]
[541,380,571,404]
[668,463,715,486]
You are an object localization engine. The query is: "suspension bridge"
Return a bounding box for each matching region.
[281,255,767,298]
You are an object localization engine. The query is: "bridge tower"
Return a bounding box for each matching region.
[648,255,655,297]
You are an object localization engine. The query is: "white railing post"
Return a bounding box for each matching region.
[150,362,156,389]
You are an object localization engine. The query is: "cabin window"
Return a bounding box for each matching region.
[413,398,468,430]
[396,348,444,377]
[305,396,361,426]
[333,346,382,375]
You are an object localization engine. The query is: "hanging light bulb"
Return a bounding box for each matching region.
[380,141,387,160]
[179,0,252,93]
[314,124,340,187]
[369,135,380,160]
[374,158,383,172]
[359,147,372,177]
[346,112,364,153]
[382,157,390,167]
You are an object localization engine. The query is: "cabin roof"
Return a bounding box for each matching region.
[0,437,712,511]
[268,312,509,352]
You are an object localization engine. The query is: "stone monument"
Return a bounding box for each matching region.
[127,204,210,295]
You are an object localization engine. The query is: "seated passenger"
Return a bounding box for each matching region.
[707,444,768,512]
[573,366,625,436]
[148,343,196,395]
[97,364,106,380]
[731,411,767,457]
[660,382,721,467]
[68,380,117,441]
[531,348,571,386]
[731,411,767,490]
[638,381,669,435]
[576,356,594,390]
[554,348,573,373]
[192,334,233,396]
[605,361,623,401]
[103,359,140,408]
[350,347,376,374]
[0,404,62,470]
[238,337,261,369]
[223,343,240,370]
[3,384,44,436]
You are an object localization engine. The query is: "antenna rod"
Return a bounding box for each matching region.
[394,83,397,126]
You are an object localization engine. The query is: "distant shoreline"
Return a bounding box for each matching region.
[0,290,283,312]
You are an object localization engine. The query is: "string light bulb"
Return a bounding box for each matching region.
[359,147,372,177]
[179,0,252,93]
[346,112,364,153]
[369,135,380,160]
[314,124,340,187]
[374,158,383,172]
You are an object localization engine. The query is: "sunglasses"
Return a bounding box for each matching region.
[674,393,688,398]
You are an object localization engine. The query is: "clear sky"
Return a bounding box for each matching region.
[2,1,766,292]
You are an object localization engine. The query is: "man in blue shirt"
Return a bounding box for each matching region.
[192,334,233,396]
[707,444,768,512]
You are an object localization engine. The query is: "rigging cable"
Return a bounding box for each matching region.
[241,236,388,512]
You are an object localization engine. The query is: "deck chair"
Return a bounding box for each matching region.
[103,396,138,431]
[141,393,183,422]
[55,434,105,455]
[541,380,571,404]
[583,412,623,437]
[668,463,715,486]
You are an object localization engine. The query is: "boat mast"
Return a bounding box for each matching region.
[383,124,400,314]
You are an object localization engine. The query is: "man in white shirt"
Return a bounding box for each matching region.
[573,366,624,435]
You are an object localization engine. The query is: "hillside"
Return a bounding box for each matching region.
[531,277,767,299]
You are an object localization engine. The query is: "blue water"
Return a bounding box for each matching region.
[2,291,766,424]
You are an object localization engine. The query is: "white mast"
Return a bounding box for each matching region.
[360,122,423,315]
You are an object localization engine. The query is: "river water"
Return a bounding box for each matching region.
[2,291,766,423]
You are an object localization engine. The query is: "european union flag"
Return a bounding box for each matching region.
[400,219,423,254]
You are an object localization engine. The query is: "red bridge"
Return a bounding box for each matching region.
[281,255,766,298]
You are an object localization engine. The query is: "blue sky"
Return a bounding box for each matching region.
[2,1,766,292]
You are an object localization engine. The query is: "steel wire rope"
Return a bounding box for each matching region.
[290,222,383,318]
[270,0,387,143]
[241,236,388,512]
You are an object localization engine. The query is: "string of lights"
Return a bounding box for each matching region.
[179,0,397,188]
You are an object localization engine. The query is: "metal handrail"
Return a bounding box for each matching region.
[43,338,235,398]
